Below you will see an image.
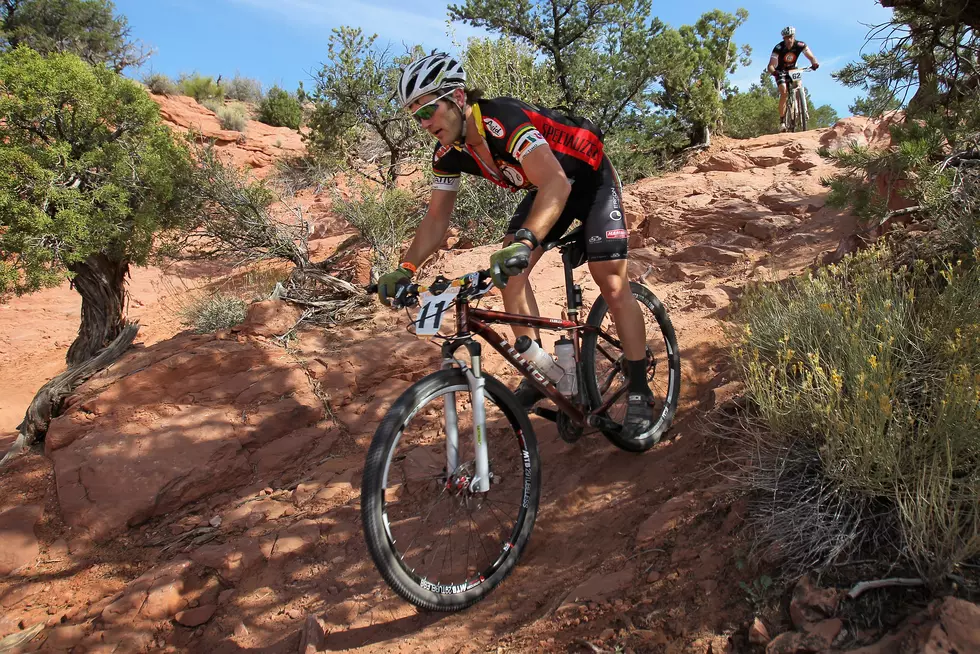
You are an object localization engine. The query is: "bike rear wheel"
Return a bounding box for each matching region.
[361,369,540,611]
[580,282,681,452]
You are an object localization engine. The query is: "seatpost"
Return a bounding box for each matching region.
[562,249,578,320]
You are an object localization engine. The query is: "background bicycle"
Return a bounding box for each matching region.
[361,229,681,611]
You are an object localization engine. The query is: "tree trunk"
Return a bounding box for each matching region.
[0,323,139,468]
[66,253,129,368]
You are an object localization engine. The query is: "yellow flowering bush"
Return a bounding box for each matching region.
[731,245,980,583]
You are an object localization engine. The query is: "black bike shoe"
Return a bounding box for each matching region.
[621,393,661,443]
[514,378,546,409]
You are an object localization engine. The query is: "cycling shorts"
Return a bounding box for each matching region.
[774,69,797,86]
[506,156,628,263]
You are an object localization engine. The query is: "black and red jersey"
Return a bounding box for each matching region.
[431,97,605,193]
[772,40,807,70]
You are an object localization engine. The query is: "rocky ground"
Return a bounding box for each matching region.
[1,97,977,654]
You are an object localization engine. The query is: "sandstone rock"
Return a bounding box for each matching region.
[655,263,697,283]
[150,94,304,179]
[744,215,800,241]
[293,482,321,507]
[789,152,823,171]
[749,617,770,645]
[175,604,216,627]
[237,300,304,337]
[102,559,192,623]
[669,245,745,265]
[802,617,842,646]
[789,575,842,628]
[697,151,753,172]
[847,597,980,654]
[270,519,320,559]
[765,630,828,654]
[0,504,42,575]
[47,337,325,542]
[636,492,696,544]
[564,566,635,604]
[45,624,88,649]
[298,614,327,654]
[703,380,744,410]
[691,288,732,309]
[190,540,266,584]
[758,182,823,214]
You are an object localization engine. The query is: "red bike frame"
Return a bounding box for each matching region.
[453,302,624,426]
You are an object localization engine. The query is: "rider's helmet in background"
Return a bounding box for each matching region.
[397,53,467,108]
[781,26,796,37]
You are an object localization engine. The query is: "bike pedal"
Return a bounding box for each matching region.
[533,407,558,423]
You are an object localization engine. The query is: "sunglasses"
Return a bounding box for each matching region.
[410,88,457,123]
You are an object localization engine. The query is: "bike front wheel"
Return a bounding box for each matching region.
[361,369,540,611]
[796,88,808,131]
[581,281,681,452]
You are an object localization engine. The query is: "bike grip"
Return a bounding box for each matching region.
[366,284,379,294]
[504,255,530,271]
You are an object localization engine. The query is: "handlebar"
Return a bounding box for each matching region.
[366,267,502,309]
[366,254,531,308]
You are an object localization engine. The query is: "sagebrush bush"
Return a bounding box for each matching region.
[143,72,177,96]
[448,177,520,246]
[201,98,223,114]
[217,104,248,132]
[732,245,980,584]
[181,292,247,333]
[331,182,422,276]
[178,73,224,103]
[258,86,302,129]
[271,154,334,196]
[224,74,263,103]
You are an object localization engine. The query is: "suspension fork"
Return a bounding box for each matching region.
[440,338,491,493]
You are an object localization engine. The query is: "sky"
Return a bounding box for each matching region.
[114,0,895,117]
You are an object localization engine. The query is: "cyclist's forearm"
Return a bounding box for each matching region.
[402,209,451,269]
[521,178,571,243]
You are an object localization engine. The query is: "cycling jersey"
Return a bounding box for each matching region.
[772,40,807,71]
[431,96,627,263]
[431,97,605,193]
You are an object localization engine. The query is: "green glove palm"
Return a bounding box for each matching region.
[489,242,531,288]
[377,267,413,306]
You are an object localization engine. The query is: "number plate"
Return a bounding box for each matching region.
[789,70,803,81]
[414,285,460,335]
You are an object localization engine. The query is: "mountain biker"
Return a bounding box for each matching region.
[375,52,659,441]
[767,26,820,132]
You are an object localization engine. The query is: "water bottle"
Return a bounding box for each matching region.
[554,337,577,397]
[514,336,564,384]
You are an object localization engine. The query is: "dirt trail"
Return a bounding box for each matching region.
[0,117,889,653]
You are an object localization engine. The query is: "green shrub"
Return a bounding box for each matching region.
[732,245,980,584]
[181,292,248,333]
[448,177,520,246]
[331,182,422,275]
[177,72,224,103]
[217,103,248,132]
[201,98,223,114]
[224,74,263,103]
[143,72,177,96]
[258,85,302,129]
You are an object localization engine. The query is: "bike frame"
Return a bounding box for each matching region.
[436,247,628,492]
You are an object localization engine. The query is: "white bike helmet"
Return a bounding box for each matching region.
[397,53,466,108]
[781,26,796,37]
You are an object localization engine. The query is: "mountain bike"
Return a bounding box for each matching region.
[360,226,681,611]
[785,67,813,133]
